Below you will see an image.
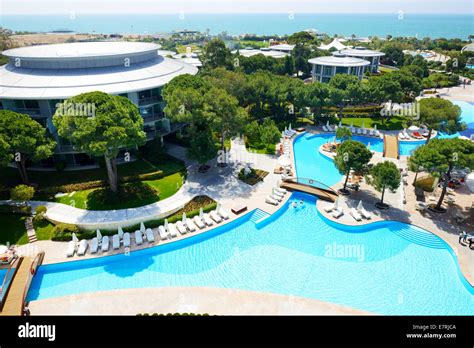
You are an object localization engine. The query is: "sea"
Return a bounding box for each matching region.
[2,13,474,39]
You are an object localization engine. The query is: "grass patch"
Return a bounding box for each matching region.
[0,213,28,245]
[34,219,55,240]
[238,168,269,186]
[86,182,159,210]
[341,116,409,131]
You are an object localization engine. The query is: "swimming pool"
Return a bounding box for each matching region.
[28,192,474,314]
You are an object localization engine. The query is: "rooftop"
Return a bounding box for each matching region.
[0,42,198,100]
[339,47,385,57]
[308,56,370,67]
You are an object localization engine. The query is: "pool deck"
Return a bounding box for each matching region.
[28,287,371,315]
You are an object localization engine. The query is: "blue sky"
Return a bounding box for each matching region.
[2,0,473,15]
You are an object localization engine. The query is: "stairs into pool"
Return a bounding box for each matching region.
[249,209,271,224]
[391,227,446,249]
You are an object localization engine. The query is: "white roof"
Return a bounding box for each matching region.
[0,42,198,100]
[269,44,295,52]
[3,42,161,59]
[341,47,385,58]
[308,56,370,67]
[233,49,289,59]
[319,39,348,51]
[173,57,203,68]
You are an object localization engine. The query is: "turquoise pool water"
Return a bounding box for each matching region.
[28,193,474,314]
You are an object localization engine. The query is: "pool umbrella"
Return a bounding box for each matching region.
[361,122,365,129]
[357,200,364,211]
[117,226,124,239]
[339,121,342,127]
[182,212,187,223]
[217,202,222,213]
[72,232,79,244]
[367,142,371,150]
[164,219,169,230]
[350,121,354,128]
[289,123,292,130]
[140,222,145,233]
[96,229,102,241]
[281,131,285,138]
[408,125,419,131]
[326,120,330,127]
[334,197,340,210]
[199,208,204,218]
[374,124,377,130]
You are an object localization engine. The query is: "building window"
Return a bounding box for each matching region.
[323,66,333,76]
[315,65,322,74]
[335,66,348,74]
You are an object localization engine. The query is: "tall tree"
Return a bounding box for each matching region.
[335,127,352,142]
[334,140,373,194]
[188,123,218,172]
[410,138,474,212]
[201,38,233,70]
[0,110,56,184]
[367,161,401,209]
[53,92,146,192]
[205,88,247,165]
[418,98,466,143]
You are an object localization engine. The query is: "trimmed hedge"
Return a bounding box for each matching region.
[51,223,80,241]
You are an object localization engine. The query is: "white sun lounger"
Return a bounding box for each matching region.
[265,196,278,205]
[270,193,282,201]
[356,128,362,134]
[350,208,362,221]
[359,207,371,219]
[66,241,76,257]
[184,219,197,232]
[168,223,178,237]
[374,130,380,137]
[175,221,187,235]
[202,213,214,226]
[193,216,206,229]
[101,236,110,252]
[322,125,329,132]
[112,234,120,250]
[210,210,222,223]
[145,228,155,242]
[158,225,169,240]
[123,232,131,247]
[274,187,287,195]
[272,188,284,198]
[369,129,374,136]
[324,202,336,213]
[332,207,344,219]
[77,239,88,256]
[362,128,367,135]
[135,230,143,245]
[218,207,230,220]
[90,237,99,254]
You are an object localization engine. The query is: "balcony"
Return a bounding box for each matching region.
[138,95,163,106]
[142,113,163,124]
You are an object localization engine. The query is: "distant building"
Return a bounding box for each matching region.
[233,47,289,59]
[269,43,295,53]
[172,52,203,68]
[308,53,370,83]
[337,47,385,73]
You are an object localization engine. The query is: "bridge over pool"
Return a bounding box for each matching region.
[280,177,339,202]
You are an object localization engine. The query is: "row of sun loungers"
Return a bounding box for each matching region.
[322,125,381,137]
[265,186,288,205]
[324,200,372,221]
[66,206,231,257]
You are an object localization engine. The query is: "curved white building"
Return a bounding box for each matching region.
[308,54,370,83]
[0,42,198,166]
[336,47,385,73]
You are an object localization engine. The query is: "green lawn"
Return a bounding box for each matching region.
[341,116,408,131]
[0,213,29,245]
[237,40,270,49]
[34,219,55,240]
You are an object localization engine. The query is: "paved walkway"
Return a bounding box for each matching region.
[29,287,370,315]
[22,139,283,231]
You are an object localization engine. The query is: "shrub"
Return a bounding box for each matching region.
[33,205,47,222]
[10,185,35,202]
[51,223,80,241]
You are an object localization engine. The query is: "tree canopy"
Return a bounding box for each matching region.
[334,140,373,194]
[367,161,401,208]
[0,110,56,183]
[53,91,146,192]
[411,138,474,211]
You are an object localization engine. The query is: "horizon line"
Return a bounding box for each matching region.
[2,12,473,15]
